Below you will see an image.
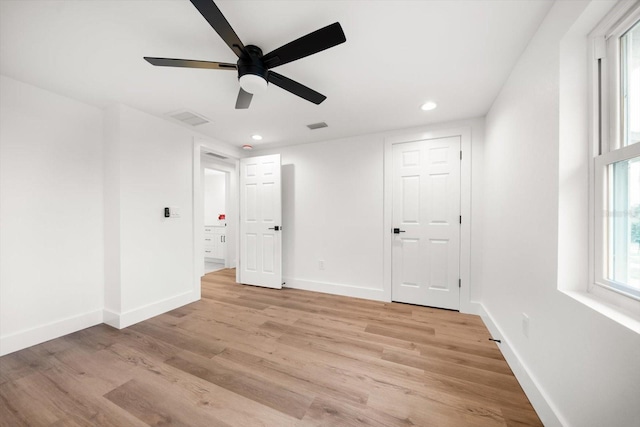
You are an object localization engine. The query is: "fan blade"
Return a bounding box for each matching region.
[262,22,346,69]
[267,72,326,105]
[144,57,237,70]
[235,88,253,109]
[190,0,245,57]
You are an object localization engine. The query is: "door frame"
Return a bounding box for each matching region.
[383,126,474,313]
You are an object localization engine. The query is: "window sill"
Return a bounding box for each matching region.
[561,289,640,334]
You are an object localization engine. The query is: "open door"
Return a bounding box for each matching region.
[239,154,282,288]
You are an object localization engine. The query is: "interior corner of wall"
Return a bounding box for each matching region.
[116,290,199,329]
[102,308,121,329]
[461,300,484,316]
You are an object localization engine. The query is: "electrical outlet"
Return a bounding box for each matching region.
[319,260,325,270]
[522,313,530,338]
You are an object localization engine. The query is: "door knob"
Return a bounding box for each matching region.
[393,228,406,234]
[268,225,281,231]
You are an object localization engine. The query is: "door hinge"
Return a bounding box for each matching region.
[460,151,462,160]
[459,216,462,224]
[459,279,461,288]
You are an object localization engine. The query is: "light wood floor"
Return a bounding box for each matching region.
[0,269,542,426]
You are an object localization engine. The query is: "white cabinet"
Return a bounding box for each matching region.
[204,225,226,260]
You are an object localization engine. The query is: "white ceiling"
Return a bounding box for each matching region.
[0,0,553,149]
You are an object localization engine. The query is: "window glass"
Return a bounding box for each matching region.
[608,155,640,295]
[621,20,640,147]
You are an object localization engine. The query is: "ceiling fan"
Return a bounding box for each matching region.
[144,0,346,109]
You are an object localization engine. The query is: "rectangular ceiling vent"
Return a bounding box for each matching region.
[169,110,210,127]
[307,122,328,130]
[205,152,228,160]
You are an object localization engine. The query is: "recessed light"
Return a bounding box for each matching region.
[251,134,263,141]
[420,101,437,111]
[242,144,253,150]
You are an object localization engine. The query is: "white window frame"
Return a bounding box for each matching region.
[590,1,640,312]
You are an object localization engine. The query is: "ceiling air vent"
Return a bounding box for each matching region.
[307,122,328,130]
[169,110,210,127]
[205,152,228,160]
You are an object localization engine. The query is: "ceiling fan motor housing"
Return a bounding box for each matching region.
[237,45,268,81]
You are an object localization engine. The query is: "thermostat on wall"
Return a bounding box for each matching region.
[164,207,181,218]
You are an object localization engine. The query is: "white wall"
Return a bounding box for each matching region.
[0,77,240,351]
[102,105,241,329]
[278,134,385,300]
[254,118,485,304]
[104,104,235,327]
[103,105,121,316]
[203,171,226,225]
[482,2,640,426]
[0,75,104,355]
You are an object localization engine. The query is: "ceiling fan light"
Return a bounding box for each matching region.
[239,74,268,94]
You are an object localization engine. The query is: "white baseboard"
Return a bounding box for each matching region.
[283,277,387,302]
[102,308,121,329]
[0,309,103,356]
[103,290,199,329]
[461,300,484,316]
[478,304,566,427]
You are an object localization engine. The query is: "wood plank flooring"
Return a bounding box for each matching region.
[0,269,542,426]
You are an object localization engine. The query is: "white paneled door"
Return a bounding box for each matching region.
[239,154,282,289]
[391,137,461,310]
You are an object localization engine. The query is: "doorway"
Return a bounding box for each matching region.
[193,140,239,291]
[203,168,227,273]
